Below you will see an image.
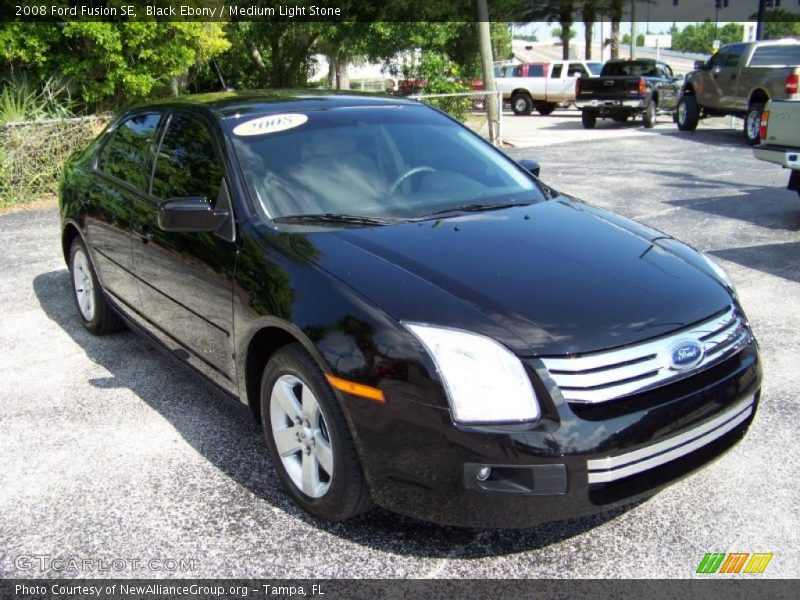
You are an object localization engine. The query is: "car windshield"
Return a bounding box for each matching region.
[230,105,545,221]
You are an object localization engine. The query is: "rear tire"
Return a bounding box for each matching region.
[643,101,657,128]
[511,92,533,116]
[536,103,557,116]
[744,101,765,146]
[676,96,699,131]
[260,344,373,522]
[581,110,597,129]
[68,238,125,335]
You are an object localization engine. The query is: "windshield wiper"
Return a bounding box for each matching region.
[272,213,392,226]
[420,201,533,218]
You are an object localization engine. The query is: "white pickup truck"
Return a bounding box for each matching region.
[754,99,800,196]
[497,60,604,116]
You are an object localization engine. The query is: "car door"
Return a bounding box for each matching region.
[132,111,239,393]
[84,112,162,313]
[656,63,680,110]
[547,63,573,102]
[702,44,746,108]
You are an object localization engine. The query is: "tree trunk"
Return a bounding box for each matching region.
[335,53,350,90]
[249,43,268,86]
[583,3,596,60]
[611,19,620,59]
[584,21,593,59]
[327,54,336,88]
[560,15,573,60]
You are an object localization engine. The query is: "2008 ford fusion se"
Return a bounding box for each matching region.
[59,92,761,528]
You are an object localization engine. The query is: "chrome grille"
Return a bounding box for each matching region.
[540,306,751,404]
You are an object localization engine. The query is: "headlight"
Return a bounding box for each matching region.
[702,253,737,297]
[405,323,540,424]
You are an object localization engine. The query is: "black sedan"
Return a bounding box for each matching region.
[59,91,761,528]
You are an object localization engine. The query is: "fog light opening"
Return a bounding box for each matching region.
[476,467,492,481]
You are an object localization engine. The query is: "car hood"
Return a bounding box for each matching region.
[294,198,733,356]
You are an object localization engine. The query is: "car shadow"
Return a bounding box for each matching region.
[663,188,800,233]
[645,126,746,148]
[708,242,800,285]
[33,268,640,559]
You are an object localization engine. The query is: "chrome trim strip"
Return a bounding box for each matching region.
[541,307,751,403]
[587,396,754,484]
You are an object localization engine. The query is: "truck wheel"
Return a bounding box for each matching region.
[511,92,533,116]
[536,103,557,116]
[676,96,699,131]
[744,102,765,146]
[643,102,657,128]
[581,110,597,129]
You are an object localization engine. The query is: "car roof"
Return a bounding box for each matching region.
[131,90,418,120]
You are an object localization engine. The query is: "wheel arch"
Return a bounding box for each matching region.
[241,321,331,423]
[61,221,82,265]
[511,88,532,99]
[749,88,769,106]
[681,83,696,96]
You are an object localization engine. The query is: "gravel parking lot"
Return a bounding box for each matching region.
[1,113,798,579]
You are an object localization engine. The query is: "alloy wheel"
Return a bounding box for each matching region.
[72,248,95,321]
[269,374,334,498]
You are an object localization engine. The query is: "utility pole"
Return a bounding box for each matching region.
[477,0,499,145]
[630,0,637,59]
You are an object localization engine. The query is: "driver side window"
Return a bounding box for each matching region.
[151,115,224,205]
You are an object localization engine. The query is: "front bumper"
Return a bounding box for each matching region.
[754,144,800,170]
[342,339,761,528]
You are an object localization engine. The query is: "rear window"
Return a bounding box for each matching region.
[750,45,800,66]
[527,64,545,77]
[587,63,603,75]
[601,61,660,77]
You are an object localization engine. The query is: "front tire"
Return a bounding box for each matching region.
[260,344,372,521]
[511,92,533,116]
[69,238,125,335]
[581,110,597,129]
[676,96,699,131]
[643,101,657,128]
[744,102,765,146]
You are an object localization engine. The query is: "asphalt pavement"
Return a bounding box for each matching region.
[0,114,798,578]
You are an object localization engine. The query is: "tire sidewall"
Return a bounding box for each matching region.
[745,103,764,146]
[259,350,355,520]
[69,239,102,330]
[644,102,657,128]
[511,93,532,116]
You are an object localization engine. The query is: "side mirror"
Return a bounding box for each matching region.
[694,60,708,71]
[518,159,541,178]
[158,196,230,233]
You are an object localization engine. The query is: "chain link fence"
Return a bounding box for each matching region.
[1,114,111,207]
[408,90,503,146]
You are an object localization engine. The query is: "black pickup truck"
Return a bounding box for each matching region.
[576,59,682,129]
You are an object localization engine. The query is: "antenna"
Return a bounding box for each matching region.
[211,58,234,92]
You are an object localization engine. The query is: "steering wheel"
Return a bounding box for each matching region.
[388,166,436,194]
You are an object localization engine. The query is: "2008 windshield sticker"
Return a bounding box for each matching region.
[233,114,308,136]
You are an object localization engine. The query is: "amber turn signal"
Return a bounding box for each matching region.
[326,374,386,403]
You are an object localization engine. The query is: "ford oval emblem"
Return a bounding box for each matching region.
[668,340,704,371]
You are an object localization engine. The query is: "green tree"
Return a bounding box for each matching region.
[748,9,800,40]
[672,21,743,54]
